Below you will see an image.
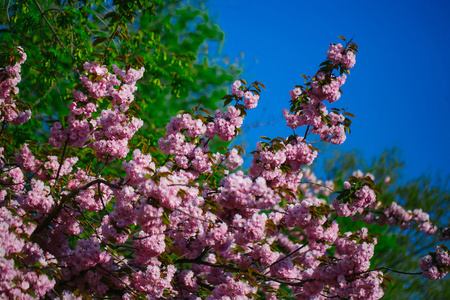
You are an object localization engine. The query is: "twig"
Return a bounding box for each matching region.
[32,179,122,237]
[303,125,310,140]
[352,267,423,277]
[264,243,308,273]
[31,0,73,60]
[375,267,423,276]
[174,207,215,224]
[53,140,68,185]
[100,22,122,63]
[299,180,336,193]
[98,182,107,211]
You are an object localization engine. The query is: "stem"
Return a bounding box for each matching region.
[97,265,143,299]
[6,0,11,23]
[376,267,423,276]
[352,267,423,277]
[303,125,310,140]
[175,258,240,272]
[243,81,257,93]
[197,280,214,291]
[53,140,68,185]
[100,22,122,63]
[264,243,308,273]
[98,182,107,211]
[174,257,313,287]
[174,246,211,264]
[98,154,110,175]
[162,154,171,166]
[174,208,215,224]
[299,180,336,193]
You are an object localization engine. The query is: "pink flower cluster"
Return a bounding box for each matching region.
[0,166,25,191]
[230,80,260,109]
[286,228,384,300]
[122,149,155,185]
[67,168,113,212]
[205,106,244,141]
[0,46,31,126]
[129,264,177,298]
[207,276,257,299]
[367,202,439,236]
[327,43,357,68]
[283,43,357,145]
[248,136,317,201]
[49,62,145,161]
[158,106,246,176]
[299,168,335,197]
[0,207,55,299]
[17,179,54,214]
[217,171,279,210]
[332,185,377,217]
[15,143,78,182]
[91,108,143,160]
[99,186,139,243]
[310,73,347,104]
[419,245,449,280]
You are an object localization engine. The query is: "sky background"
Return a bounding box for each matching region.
[206,0,450,182]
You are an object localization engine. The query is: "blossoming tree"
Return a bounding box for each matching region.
[0,0,240,152]
[0,37,448,299]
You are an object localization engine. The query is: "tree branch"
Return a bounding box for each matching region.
[32,179,122,237]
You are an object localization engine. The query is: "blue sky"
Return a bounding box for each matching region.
[207,0,450,182]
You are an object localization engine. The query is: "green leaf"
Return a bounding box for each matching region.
[135,54,145,64]
[255,81,266,90]
[344,112,355,118]
[104,12,118,20]
[199,107,211,115]
[239,78,247,85]
[233,145,245,155]
[92,36,107,46]
[221,94,234,100]
[223,98,233,106]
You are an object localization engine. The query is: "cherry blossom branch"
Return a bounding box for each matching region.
[263,243,309,273]
[32,179,121,237]
[97,265,142,299]
[351,267,422,277]
[173,208,215,224]
[100,22,122,63]
[379,267,423,275]
[300,180,336,193]
[53,140,68,185]
[98,182,107,212]
[174,256,313,287]
[303,124,310,140]
[175,257,240,272]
